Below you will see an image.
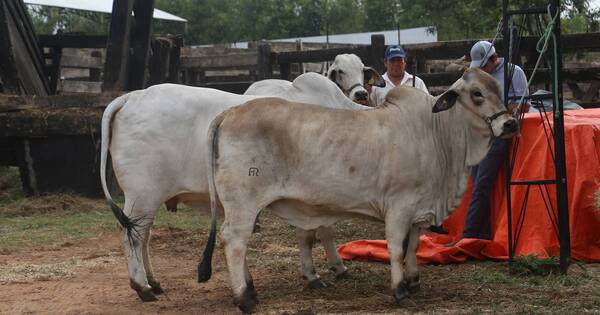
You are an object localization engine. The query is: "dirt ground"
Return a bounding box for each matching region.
[1,194,599,314]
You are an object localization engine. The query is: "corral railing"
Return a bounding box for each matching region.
[39,34,182,94]
[178,32,599,104]
[55,49,104,93]
[178,38,385,94]
[180,43,268,94]
[276,35,386,80]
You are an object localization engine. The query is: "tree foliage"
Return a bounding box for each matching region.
[27,0,600,45]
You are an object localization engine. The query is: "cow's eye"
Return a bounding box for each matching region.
[338,70,344,75]
[473,91,483,97]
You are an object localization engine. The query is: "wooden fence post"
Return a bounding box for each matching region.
[257,41,272,80]
[48,47,62,94]
[0,0,50,95]
[370,34,386,74]
[89,50,102,81]
[148,39,169,86]
[0,1,21,94]
[128,0,155,90]
[168,35,183,83]
[296,39,304,74]
[280,63,291,81]
[187,69,197,85]
[103,0,134,91]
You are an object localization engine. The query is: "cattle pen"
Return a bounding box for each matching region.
[1,0,600,313]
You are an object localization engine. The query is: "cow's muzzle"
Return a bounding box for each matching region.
[337,82,365,98]
[499,118,518,138]
[355,90,368,101]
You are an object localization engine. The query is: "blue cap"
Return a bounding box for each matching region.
[384,45,406,60]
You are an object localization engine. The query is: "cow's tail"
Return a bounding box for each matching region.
[197,110,226,283]
[100,93,137,233]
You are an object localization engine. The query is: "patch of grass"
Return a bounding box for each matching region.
[0,207,117,251]
[594,288,600,306]
[0,166,23,203]
[0,193,103,217]
[510,255,561,276]
[471,267,518,285]
[154,205,209,233]
[506,256,595,289]
[0,194,209,252]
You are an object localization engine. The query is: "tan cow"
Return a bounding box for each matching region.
[198,68,517,313]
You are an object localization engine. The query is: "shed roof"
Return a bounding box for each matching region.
[24,0,187,22]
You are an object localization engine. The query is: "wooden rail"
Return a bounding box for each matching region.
[0,92,123,197]
[180,41,273,93]
[402,32,600,61]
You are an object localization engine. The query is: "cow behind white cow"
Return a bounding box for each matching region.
[100,73,373,301]
[245,53,385,106]
[198,68,518,313]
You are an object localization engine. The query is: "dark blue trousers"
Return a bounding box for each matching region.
[462,138,510,240]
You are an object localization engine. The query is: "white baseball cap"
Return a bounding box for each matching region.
[469,41,496,68]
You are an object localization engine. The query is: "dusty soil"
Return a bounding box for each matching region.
[1,209,599,315]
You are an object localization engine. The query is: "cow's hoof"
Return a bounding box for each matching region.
[393,281,409,304]
[247,282,259,302]
[331,266,349,279]
[235,288,258,314]
[407,276,420,294]
[137,287,158,302]
[308,278,328,289]
[149,281,165,295]
[130,279,158,301]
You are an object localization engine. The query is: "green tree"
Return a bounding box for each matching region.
[327,0,366,34]
[28,5,109,35]
[26,0,600,45]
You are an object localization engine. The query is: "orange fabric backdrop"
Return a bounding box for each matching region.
[338,109,600,264]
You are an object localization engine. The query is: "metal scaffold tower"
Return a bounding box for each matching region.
[503,0,571,273]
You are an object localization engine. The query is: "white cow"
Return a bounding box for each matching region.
[198,68,518,313]
[245,53,385,106]
[100,71,376,301]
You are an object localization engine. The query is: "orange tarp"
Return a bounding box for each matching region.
[338,109,600,264]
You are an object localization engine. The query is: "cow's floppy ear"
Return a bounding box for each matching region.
[328,68,338,83]
[364,67,385,87]
[432,89,460,113]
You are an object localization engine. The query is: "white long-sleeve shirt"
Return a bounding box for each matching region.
[370,72,429,107]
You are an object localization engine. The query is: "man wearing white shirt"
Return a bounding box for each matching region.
[369,45,429,107]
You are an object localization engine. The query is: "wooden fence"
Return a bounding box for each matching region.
[38,34,182,94]
[179,42,273,94]
[0,93,122,196]
[178,32,600,103]
[178,38,384,94]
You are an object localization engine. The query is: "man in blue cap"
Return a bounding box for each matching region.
[462,40,529,240]
[369,45,428,107]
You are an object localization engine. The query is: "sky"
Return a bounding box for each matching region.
[592,0,600,9]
